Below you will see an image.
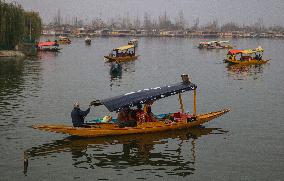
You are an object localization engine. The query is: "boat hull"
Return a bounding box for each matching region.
[104,55,138,62]
[225,59,269,65]
[32,109,230,137]
[37,48,61,52]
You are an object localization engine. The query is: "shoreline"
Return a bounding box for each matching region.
[0,50,26,58]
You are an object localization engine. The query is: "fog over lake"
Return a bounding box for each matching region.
[9,0,284,26]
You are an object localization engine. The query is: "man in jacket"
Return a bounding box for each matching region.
[71,101,91,127]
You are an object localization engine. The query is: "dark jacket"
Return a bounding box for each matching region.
[71,107,90,127]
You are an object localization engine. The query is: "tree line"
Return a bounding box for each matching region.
[0,0,42,50]
[50,10,284,33]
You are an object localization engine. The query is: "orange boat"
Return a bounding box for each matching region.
[225,46,269,65]
[32,75,230,137]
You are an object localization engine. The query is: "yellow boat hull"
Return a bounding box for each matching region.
[104,55,139,62]
[32,109,230,137]
[225,59,269,65]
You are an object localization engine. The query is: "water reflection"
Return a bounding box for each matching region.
[25,127,227,178]
[37,51,60,60]
[226,64,265,80]
[0,57,42,126]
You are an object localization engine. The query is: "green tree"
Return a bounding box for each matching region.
[0,0,41,50]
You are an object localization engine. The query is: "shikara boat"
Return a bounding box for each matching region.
[57,36,71,44]
[104,44,139,62]
[37,41,61,52]
[32,75,230,137]
[110,61,122,75]
[198,41,233,49]
[128,38,138,47]
[85,37,91,45]
[224,46,269,65]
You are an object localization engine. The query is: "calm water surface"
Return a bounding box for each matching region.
[0,38,283,180]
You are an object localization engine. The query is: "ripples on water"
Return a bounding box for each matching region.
[25,127,226,179]
[0,37,283,180]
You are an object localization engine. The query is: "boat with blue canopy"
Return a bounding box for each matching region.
[32,75,230,137]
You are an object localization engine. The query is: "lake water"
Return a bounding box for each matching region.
[0,37,283,180]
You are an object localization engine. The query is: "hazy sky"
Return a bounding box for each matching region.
[9,0,284,26]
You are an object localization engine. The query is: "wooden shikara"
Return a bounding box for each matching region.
[32,109,229,137]
[32,75,230,137]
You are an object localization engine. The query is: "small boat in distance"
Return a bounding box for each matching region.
[224,46,269,65]
[104,44,139,62]
[128,38,138,47]
[36,41,61,52]
[85,37,91,45]
[110,61,122,75]
[57,36,71,44]
[32,74,230,137]
[198,41,233,49]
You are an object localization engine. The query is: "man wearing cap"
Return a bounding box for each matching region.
[71,101,91,127]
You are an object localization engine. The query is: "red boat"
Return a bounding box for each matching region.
[37,41,61,52]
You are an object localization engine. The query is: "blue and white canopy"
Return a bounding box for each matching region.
[99,81,197,112]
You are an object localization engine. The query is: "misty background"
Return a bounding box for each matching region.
[8,0,284,26]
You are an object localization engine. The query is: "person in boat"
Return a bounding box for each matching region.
[135,104,146,124]
[145,106,157,122]
[54,40,59,46]
[71,101,91,127]
[143,101,157,122]
[117,107,137,128]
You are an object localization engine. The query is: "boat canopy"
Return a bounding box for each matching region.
[228,47,264,55]
[228,49,244,55]
[114,45,135,51]
[59,36,68,39]
[219,40,229,43]
[97,81,197,112]
[129,38,138,42]
[38,42,58,47]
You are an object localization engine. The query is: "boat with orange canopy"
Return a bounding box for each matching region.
[225,46,269,65]
[37,41,61,52]
[32,75,230,137]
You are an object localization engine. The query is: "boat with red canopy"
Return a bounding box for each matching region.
[37,41,61,52]
[225,46,269,65]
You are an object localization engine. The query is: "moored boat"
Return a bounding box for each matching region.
[36,41,61,52]
[57,36,71,44]
[32,75,230,137]
[198,40,233,49]
[224,46,269,65]
[104,44,139,62]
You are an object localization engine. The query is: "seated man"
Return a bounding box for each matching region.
[71,101,91,127]
[145,106,157,122]
[135,104,146,124]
